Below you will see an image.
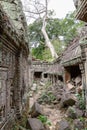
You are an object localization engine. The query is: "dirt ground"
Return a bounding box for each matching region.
[29,83,65,130]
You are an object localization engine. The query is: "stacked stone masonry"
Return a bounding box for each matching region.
[0,1,29,129]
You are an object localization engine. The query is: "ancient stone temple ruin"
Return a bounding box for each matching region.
[30,0,87,112]
[0,0,87,129]
[31,58,51,82]
[74,0,87,110]
[0,0,29,129]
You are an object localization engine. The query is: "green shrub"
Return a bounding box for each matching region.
[37,115,51,126]
[37,91,56,104]
[76,94,85,110]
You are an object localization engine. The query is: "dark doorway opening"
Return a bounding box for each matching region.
[58,75,63,82]
[44,73,48,78]
[65,65,81,82]
[34,72,42,79]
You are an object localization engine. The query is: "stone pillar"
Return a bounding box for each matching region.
[53,74,55,84]
[84,48,87,110]
[79,63,86,108]
[50,74,53,84]
[80,40,87,111]
[49,74,51,83]
[63,68,67,85]
[14,51,22,119]
[48,74,50,82]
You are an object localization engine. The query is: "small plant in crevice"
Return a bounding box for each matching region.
[76,94,85,110]
[79,117,85,122]
[37,115,51,126]
[12,123,19,130]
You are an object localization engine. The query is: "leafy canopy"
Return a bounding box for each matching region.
[28,11,84,61]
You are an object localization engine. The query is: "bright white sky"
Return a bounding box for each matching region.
[48,0,75,18]
[21,0,75,23]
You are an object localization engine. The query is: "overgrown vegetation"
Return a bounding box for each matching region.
[76,94,85,110]
[38,91,56,104]
[75,128,87,130]
[37,115,51,126]
[28,11,84,61]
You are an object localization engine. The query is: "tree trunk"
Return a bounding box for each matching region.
[41,15,58,59]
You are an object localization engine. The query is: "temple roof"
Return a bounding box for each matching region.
[74,0,87,22]
[62,37,81,66]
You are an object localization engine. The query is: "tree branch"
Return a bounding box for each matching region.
[24,10,46,15]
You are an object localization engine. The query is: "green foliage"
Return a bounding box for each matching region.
[31,43,45,60]
[52,39,65,55]
[12,125,19,130]
[31,38,65,61]
[28,11,84,61]
[76,94,85,110]
[75,128,87,130]
[38,115,47,123]
[38,91,56,104]
[42,47,53,61]
[45,81,51,89]
[37,115,51,126]
[58,12,84,45]
[68,107,76,114]
[12,113,28,130]
[29,19,44,45]
[79,117,85,122]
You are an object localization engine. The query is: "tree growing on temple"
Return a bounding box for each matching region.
[23,0,58,59]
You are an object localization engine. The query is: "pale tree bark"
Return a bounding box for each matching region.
[41,14,58,59]
[23,0,58,59]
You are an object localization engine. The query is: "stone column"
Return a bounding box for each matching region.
[84,48,87,110]
[50,74,53,84]
[53,74,55,84]
[14,50,22,119]
[79,63,86,108]
[80,41,87,111]
[48,74,50,82]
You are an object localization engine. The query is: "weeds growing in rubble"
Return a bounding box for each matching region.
[37,115,51,126]
[76,94,85,110]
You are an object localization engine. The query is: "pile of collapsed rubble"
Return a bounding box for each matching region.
[22,74,86,130]
[26,102,51,130]
[52,75,82,101]
[51,75,87,130]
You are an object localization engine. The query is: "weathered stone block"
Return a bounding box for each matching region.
[26,118,45,130]
[73,119,84,130]
[30,102,43,118]
[60,93,76,108]
[55,120,71,130]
